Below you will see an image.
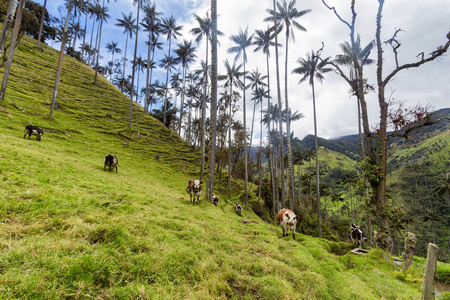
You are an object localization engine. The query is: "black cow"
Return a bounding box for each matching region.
[211,195,219,206]
[104,154,118,172]
[24,125,44,141]
[235,202,242,216]
[350,223,367,248]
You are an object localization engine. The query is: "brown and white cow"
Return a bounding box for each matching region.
[277,209,300,240]
[186,180,202,204]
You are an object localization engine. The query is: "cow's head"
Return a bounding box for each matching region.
[284,211,300,226]
[192,180,202,193]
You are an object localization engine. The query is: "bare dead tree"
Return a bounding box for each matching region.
[322,0,450,252]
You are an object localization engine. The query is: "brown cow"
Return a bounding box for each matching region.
[276,209,300,240]
[186,180,202,204]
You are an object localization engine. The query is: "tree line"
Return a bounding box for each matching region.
[1,0,449,255]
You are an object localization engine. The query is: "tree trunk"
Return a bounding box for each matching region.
[48,0,72,115]
[243,60,248,210]
[94,0,106,85]
[128,1,140,129]
[421,243,438,300]
[0,0,26,100]
[0,0,18,58]
[272,0,285,209]
[144,32,152,113]
[200,40,209,181]
[208,0,218,200]
[312,79,322,238]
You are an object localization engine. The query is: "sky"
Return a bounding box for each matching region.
[35,0,450,143]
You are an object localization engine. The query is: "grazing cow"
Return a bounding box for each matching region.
[186,180,202,204]
[235,202,242,216]
[23,125,44,141]
[211,195,219,206]
[350,223,367,248]
[104,154,118,172]
[277,209,300,240]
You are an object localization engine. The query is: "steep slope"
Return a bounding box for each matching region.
[0,33,445,299]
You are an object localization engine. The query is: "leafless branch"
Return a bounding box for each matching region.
[383,31,450,86]
[321,0,352,29]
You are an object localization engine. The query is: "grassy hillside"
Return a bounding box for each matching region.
[0,33,448,299]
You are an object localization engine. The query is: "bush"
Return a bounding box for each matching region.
[436,262,450,284]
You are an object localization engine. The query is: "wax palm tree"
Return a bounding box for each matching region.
[133,55,147,104]
[208,0,219,199]
[174,40,197,138]
[264,0,285,211]
[115,12,137,93]
[292,49,332,238]
[335,35,375,158]
[36,0,48,49]
[190,11,224,180]
[341,171,358,223]
[86,1,100,65]
[69,21,83,49]
[251,85,269,203]
[246,69,267,156]
[218,59,244,200]
[47,0,71,113]
[434,172,450,207]
[76,0,89,60]
[105,41,121,79]
[253,26,280,208]
[159,54,178,116]
[266,0,311,211]
[141,1,162,113]
[0,0,26,100]
[228,27,253,209]
[128,0,147,129]
[93,0,113,85]
[161,15,183,128]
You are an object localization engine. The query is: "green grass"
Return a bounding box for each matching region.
[0,32,446,299]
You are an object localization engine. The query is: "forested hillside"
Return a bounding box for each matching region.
[1,19,450,299]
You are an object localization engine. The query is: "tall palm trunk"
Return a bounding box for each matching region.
[0,0,17,58]
[128,1,140,129]
[37,0,47,49]
[272,0,284,210]
[81,1,89,61]
[120,35,129,93]
[311,77,322,238]
[88,15,96,65]
[284,26,295,210]
[228,87,233,200]
[200,41,209,180]
[208,0,218,199]
[178,66,187,134]
[163,36,173,127]
[144,33,152,113]
[94,0,107,85]
[0,0,26,100]
[243,60,248,210]
[48,0,72,115]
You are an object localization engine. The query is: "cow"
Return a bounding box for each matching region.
[211,195,219,206]
[186,180,202,204]
[235,202,242,216]
[23,125,44,141]
[350,223,367,248]
[104,154,118,172]
[277,209,300,240]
